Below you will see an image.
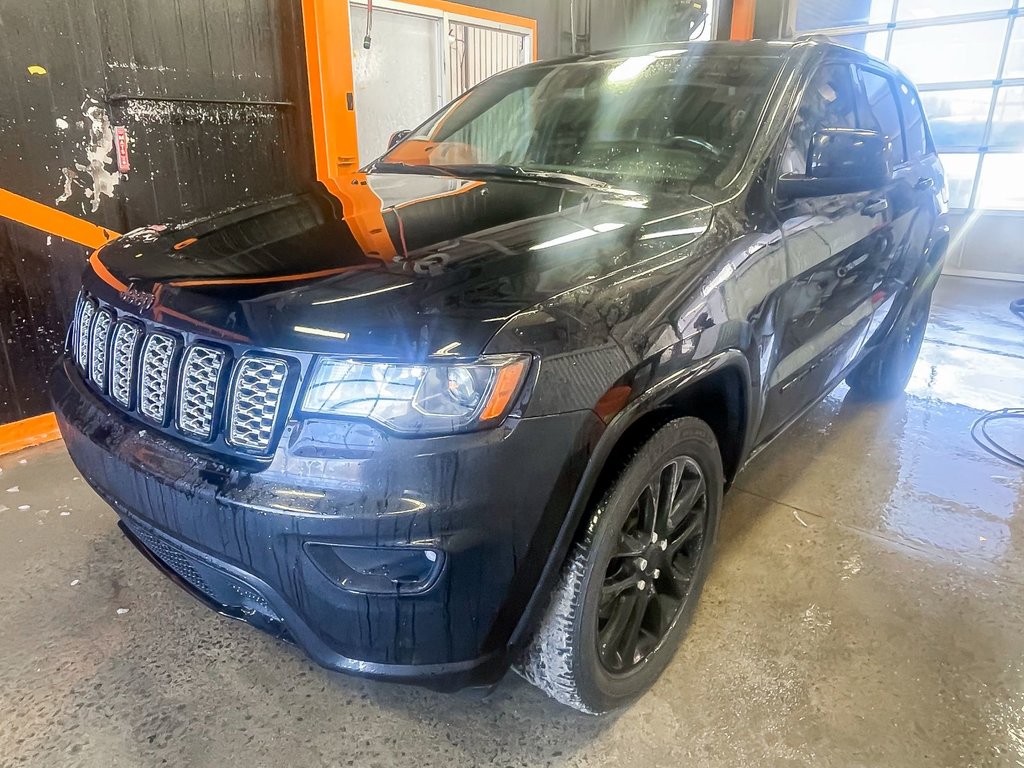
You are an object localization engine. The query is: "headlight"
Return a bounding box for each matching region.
[301,354,531,435]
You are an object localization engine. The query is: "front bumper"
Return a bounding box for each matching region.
[53,355,601,690]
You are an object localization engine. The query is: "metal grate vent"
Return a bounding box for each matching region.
[227,357,289,453]
[72,291,85,361]
[139,332,177,424]
[70,292,292,455]
[110,321,142,407]
[89,309,115,391]
[77,299,97,371]
[177,345,226,439]
[130,521,213,596]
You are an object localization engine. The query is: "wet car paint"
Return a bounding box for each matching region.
[53,39,949,688]
[84,178,709,362]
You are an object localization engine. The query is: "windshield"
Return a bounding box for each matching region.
[377,48,785,193]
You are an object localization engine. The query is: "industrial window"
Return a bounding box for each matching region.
[794,0,1024,211]
[339,0,540,167]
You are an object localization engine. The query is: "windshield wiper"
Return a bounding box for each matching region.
[372,162,616,191]
[452,165,615,190]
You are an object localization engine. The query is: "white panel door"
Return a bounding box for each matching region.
[349,3,444,164]
[447,21,530,97]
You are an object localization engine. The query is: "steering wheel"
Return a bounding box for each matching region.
[666,136,722,156]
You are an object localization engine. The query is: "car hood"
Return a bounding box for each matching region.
[85,172,713,358]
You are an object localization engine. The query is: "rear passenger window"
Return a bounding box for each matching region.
[897,80,930,160]
[857,69,906,164]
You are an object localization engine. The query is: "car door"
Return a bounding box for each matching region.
[862,74,943,343]
[854,66,926,343]
[756,60,899,443]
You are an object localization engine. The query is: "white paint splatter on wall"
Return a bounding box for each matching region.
[54,97,120,212]
[122,98,277,125]
[79,99,119,212]
[55,168,76,204]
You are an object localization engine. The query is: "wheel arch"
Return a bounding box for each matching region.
[508,348,754,653]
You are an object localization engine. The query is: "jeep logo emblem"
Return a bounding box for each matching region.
[119,286,155,312]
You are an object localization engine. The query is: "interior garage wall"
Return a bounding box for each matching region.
[0,0,313,425]
[945,213,1024,280]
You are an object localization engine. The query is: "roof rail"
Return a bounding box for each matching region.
[793,33,834,43]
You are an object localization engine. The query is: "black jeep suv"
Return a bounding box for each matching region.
[53,39,947,713]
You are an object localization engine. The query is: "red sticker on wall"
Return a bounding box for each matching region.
[113,125,131,173]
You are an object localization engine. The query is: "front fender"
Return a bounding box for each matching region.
[506,348,753,653]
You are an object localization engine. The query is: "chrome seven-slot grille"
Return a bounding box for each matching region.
[72,291,290,454]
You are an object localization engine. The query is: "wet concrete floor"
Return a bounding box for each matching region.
[1,276,1022,767]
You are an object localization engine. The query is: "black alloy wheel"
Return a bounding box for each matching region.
[597,457,709,674]
[519,417,723,714]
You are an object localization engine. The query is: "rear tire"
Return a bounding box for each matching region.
[517,417,723,714]
[846,289,933,400]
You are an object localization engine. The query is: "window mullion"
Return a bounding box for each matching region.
[971,14,1016,208]
[802,9,1015,37]
[884,0,899,59]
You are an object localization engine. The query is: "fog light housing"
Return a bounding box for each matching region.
[304,542,444,596]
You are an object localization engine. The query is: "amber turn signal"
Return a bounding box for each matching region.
[480,357,530,421]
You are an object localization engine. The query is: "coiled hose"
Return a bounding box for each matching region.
[970,298,1024,469]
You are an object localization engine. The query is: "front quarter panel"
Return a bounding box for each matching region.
[488,197,792,436]
[486,204,719,414]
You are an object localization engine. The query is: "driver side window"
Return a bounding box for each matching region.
[781,64,859,175]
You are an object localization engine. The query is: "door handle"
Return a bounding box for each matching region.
[836,252,869,279]
[862,198,889,216]
[915,177,935,191]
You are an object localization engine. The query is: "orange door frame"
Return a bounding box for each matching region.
[730,0,757,40]
[301,0,538,184]
[302,0,361,182]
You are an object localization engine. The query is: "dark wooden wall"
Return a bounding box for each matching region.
[0,0,313,423]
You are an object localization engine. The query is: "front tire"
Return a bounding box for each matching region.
[518,417,723,714]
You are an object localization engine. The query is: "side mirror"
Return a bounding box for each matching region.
[778,128,893,200]
[388,129,411,150]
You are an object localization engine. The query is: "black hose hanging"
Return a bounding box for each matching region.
[363,0,373,49]
[972,409,1024,469]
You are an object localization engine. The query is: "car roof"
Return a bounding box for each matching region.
[549,39,796,65]
[537,37,902,79]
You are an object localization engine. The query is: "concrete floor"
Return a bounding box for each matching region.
[1,275,1022,768]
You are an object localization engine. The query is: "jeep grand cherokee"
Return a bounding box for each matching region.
[53,39,947,713]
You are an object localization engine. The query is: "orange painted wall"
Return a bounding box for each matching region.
[730,0,756,40]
